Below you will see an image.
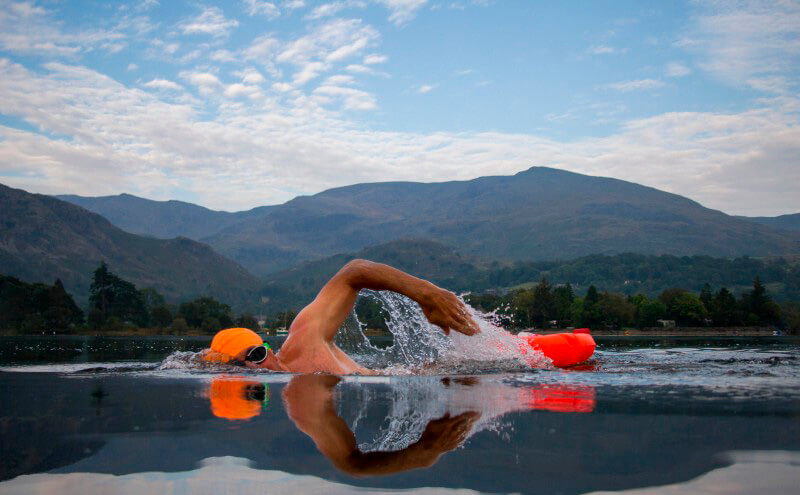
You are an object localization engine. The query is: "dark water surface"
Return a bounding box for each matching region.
[1,336,799,494]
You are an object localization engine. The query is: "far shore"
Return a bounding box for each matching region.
[0,326,788,338]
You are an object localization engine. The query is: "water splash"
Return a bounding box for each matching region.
[335,290,550,374]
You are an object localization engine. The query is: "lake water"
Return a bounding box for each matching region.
[1,334,799,494]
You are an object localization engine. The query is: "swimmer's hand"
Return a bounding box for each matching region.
[420,287,480,336]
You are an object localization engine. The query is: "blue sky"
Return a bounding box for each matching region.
[0,0,798,215]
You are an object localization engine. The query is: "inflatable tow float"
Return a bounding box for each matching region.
[516,328,596,367]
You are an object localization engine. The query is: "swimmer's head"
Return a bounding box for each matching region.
[204,327,284,371]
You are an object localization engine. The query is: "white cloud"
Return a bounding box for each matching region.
[0,2,125,57]
[679,1,800,91]
[417,84,435,93]
[224,83,262,99]
[307,1,367,20]
[607,79,664,92]
[135,0,159,12]
[211,49,236,63]
[127,63,139,71]
[143,79,184,91]
[314,84,376,110]
[665,61,691,77]
[0,60,798,215]
[242,0,279,18]
[587,45,616,55]
[376,0,428,25]
[238,68,266,85]
[179,71,223,95]
[179,7,239,38]
[363,54,387,64]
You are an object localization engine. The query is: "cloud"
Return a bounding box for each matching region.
[179,71,223,94]
[274,18,380,85]
[665,62,691,77]
[0,2,125,57]
[607,79,664,92]
[587,45,616,55]
[376,0,428,25]
[417,84,435,93]
[1,59,798,215]
[179,7,239,38]
[127,63,139,71]
[242,0,280,18]
[679,1,800,91]
[143,79,184,91]
[363,54,387,64]
[307,1,367,20]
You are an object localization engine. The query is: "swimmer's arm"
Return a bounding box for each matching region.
[290,259,479,342]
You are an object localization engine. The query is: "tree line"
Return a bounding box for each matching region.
[0,263,259,335]
[465,277,799,333]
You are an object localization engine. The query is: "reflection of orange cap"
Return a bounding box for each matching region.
[204,328,263,363]
[209,378,267,420]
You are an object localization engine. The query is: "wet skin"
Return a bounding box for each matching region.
[239,259,480,375]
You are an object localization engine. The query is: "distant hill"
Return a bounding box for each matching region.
[258,238,489,313]
[57,193,273,240]
[55,168,800,276]
[259,240,800,314]
[739,213,800,232]
[2,184,260,309]
[205,167,800,275]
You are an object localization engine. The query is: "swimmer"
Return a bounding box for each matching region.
[204,259,480,374]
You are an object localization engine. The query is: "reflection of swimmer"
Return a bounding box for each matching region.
[280,375,597,476]
[203,260,480,374]
[206,377,269,421]
[283,375,480,476]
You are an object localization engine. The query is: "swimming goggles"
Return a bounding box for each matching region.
[244,343,271,364]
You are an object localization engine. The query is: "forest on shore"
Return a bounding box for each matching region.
[2,260,799,335]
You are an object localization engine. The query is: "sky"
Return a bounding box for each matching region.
[0,0,798,216]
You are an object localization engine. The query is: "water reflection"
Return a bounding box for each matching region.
[205,375,596,476]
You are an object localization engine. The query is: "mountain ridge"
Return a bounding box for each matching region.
[2,184,260,309]
[55,167,800,276]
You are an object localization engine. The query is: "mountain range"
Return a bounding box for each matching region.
[59,167,800,277]
[1,184,259,309]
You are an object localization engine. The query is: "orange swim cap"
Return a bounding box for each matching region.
[208,378,267,420]
[204,327,263,363]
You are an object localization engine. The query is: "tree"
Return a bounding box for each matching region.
[530,277,555,327]
[0,275,83,333]
[150,306,173,327]
[740,277,780,325]
[580,285,602,327]
[710,288,740,326]
[596,292,635,329]
[630,294,667,327]
[552,284,575,324]
[178,297,233,329]
[669,292,708,326]
[235,313,261,332]
[89,262,148,327]
[699,283,713,311]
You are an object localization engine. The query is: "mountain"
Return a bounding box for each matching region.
[203,167,800,275]
[739,213,800,232]
[54,168,800,276]
[1,184,259,309]
[259,238,489,313]
[57,193,274,240]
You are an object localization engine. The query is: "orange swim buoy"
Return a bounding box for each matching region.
[518,330,596,367]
